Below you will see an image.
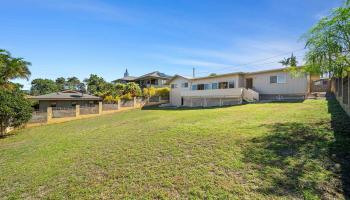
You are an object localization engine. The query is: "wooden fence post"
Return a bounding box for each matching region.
[47,107,52,123]
[98,102,102,115]
[76,105,80,117]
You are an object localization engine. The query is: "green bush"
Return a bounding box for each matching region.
[155,87,170,97]
[143,87,156,97]
[124,82,142,97]
[0,88,32,136]
[121,93,133,100]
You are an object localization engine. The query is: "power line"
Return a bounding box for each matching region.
[194,48,306,75]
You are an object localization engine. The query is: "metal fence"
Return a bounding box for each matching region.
[28,110,47,123]
[52,107,76,118]
[80,105,98,115]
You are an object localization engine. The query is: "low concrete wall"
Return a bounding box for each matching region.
[25,97,169,128]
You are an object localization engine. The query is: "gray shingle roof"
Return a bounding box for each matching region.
[29,91,101,100]
[135,71,172,80]
[118,76,137,81]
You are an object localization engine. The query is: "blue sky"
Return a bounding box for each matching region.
[1,0,344,89]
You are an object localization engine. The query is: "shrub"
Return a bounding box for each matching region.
[0,88,32,136]
[155,87,170,97]
[121,93,133,100]
[124,82,142,97]
[143,87,156,97]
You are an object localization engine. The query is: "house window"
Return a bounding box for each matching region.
[212,83,218,89]
[270,75,287,84]
[277,75,287,83]
[71,102,77,107]
[181,82,188,88]
[270,76,277,83]
[204,84,211,90]
[192,84,197,90]
[197,84,205,90]
[228,81,235,88]
[51,102,57,107]
[218,82,228,89]
[171,84,177,88]
[151,79,158,85]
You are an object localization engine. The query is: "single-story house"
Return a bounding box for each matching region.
[114,69,172,88]
[167,67,321,107]
[29,90,101,111]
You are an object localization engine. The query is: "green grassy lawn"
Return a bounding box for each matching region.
[1,99,350,199]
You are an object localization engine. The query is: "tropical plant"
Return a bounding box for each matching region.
[30,78,59,95]
[279,53,298,67]
[302,1,350,77]
[0,86,32,136]
[155,87,170,97]
[143,87,156,97]
[124,82,142,97]
[121,93,132,100]
[0,49,31,89]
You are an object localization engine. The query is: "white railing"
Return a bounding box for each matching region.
[181,88,243,97]
[242,88,259,102]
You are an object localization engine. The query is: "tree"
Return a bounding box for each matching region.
[279,53,298,67]
[30,78,59,95]
[209,73,217,76]
[0,87,32,136]
[66,77,81,90]
[303,2,350,77]
[0,49,31,89]
[124,82,142,97]
[55,77,66,91]
[84,74,106,95]
[77,83,86,93]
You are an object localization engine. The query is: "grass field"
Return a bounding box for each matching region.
[1,99,349,199]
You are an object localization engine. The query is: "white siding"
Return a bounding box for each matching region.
[245,71,308,95]
[169,77,190,106]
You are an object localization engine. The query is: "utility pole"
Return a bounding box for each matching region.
[193,67,195,78]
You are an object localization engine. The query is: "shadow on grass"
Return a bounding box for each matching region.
[242,97,350,199]
[141,104,241,111]
[141,100,305,111]
[327,97,350,199]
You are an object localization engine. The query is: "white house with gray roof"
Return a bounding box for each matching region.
[167,67,316,107]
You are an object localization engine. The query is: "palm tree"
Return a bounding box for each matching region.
[0,49,31,89]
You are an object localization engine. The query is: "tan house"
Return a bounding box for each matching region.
[29,90,101,111]
[167,67,317,107]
